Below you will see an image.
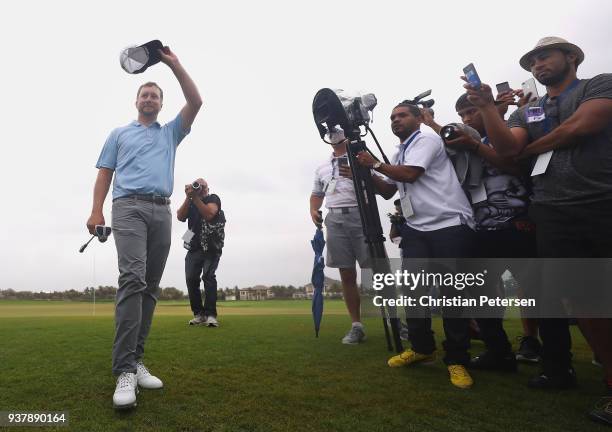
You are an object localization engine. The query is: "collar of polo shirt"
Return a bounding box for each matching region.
[131,120,161,128]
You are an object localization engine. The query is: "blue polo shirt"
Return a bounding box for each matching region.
[96,113,190,199]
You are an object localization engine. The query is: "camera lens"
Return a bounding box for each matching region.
[192,181,201,190]
[441,125,457,141]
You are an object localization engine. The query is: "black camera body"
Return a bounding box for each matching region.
[387,213,406,226]
[441,123,482,144]
[441,124,459,141]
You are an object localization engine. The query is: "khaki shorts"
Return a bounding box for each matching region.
[324,210,371,269]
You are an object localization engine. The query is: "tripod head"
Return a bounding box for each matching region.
[312,88,377,142]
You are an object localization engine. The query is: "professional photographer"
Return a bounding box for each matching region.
[357,102,477,389]
[310,130,370,345]
[464,36,612,424]
[425,97,542,364]
[177,179,225,327]
[442,93,539,372]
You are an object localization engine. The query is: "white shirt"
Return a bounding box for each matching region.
[312,154,358,208]
[388,130,474,231]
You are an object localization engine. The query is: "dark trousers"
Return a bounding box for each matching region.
[530,201,612,374]
[401,224,475,365]
[185,249,221,317]
[473,227,537,357]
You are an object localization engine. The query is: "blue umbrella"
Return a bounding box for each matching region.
[311,228,326,337]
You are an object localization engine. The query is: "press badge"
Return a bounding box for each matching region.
[400,193,414,218]
[182,229,195,243]
[325,178,338,194]
[526,106,545,123]
[531,150,554,176]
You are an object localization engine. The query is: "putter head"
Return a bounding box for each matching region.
[95,225,112,243]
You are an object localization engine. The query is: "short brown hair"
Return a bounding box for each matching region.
[137,82,163,100]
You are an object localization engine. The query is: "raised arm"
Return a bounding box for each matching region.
[192,196,219,222]
[464,82,529,157]
[520,98,612,158]
[177,184,192,222]
[159,47,203,131]
[443,128,522,176]
[356,151,424,185]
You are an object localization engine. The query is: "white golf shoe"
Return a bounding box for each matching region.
[206,316,219,327]
[189,314,206,325]
[113,372,138,409]
[136,362,163,389]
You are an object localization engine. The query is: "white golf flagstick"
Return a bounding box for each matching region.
[92,251,96,317]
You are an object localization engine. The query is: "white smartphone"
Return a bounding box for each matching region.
[521,78,539,100]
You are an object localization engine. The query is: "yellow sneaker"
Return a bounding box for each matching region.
[387,349,436,368]
[448,365,473,389]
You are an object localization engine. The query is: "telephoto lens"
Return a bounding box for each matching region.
[192,181,201,190]
[441,124,458,141]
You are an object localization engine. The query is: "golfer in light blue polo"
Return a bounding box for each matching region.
[86,46,202,410]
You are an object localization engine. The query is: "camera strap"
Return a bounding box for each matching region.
[396,131,421,218]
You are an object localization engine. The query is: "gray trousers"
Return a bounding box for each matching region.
[111,198,172,375]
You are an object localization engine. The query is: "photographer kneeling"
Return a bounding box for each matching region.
[177,179,226,327]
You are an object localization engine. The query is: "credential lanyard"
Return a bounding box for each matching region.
[398,130,421,197]
[398,130,421,166]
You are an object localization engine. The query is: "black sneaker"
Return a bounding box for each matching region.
[469,350,517,372]
[516,336,541,363]
[527,368,577,390]
[589,396,612,426]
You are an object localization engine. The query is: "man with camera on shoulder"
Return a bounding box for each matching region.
[177,178,225,327]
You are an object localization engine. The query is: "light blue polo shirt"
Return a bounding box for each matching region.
[96,113,190,199]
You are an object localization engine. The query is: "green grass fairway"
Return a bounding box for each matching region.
[0,300,608,431]
[0,300,348,318]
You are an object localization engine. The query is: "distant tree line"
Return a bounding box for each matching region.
[0,283,338,302]
[0,286,187,301]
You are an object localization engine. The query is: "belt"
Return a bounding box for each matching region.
[115,195,171,205]
[328,207,359,214]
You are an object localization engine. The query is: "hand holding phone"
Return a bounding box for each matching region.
[496,82,511,94]
[521,78,539,102]
[463,63,482,89]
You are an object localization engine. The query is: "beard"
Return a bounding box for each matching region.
[138,105,160,117]
[537,60,571,86]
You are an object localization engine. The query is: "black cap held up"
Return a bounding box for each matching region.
[120,40,164,74]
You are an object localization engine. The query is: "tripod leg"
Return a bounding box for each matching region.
[389,317,404,353]
[380,306,393,351]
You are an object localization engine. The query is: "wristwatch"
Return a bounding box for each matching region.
[373,161,383,170]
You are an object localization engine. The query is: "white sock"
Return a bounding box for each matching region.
[352,322,363,328]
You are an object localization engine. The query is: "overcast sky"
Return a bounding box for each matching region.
[1,0,611,292]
